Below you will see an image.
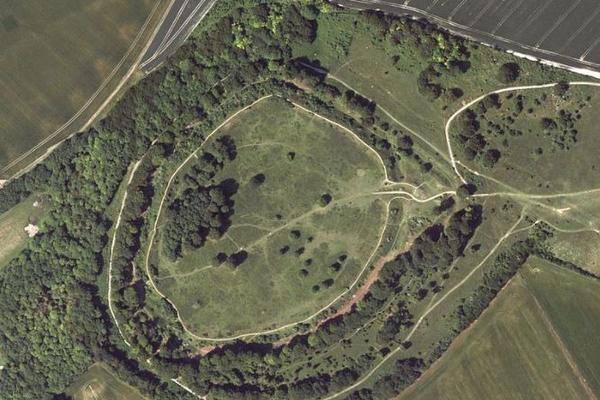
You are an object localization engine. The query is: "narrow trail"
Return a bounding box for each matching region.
[171,378,206,400]
[141,94,461,341]
[107,159,144,348]
[141,81,600,345]
[297,62,453,166]
[372,189,455,203]
[155,265,214,281]
[113,76,600,397]
[289,100,400,185]
[473,187,600,200]
[144,95,274,341]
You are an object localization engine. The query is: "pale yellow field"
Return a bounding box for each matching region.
[0,195,45,268]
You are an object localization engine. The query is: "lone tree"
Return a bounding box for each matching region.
[320,193,332,206]
[497,62,520,84]
[554,81,570,97]
[457,183,477,199]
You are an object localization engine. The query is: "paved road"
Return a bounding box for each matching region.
[333,0,600,77]
[140,0,217,72]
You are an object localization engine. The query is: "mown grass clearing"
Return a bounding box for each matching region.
[0,0,162,177]
[152,97,387,337]
[65,363,146,400]
[398,262,596,400]
[0,195,45,268]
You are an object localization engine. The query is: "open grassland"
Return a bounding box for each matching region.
[0,195,45,268]
[0,0,163,178]
[398,257,600,400]
[450,85,600,194]
[66,363,146,400]
[152,97,387,337]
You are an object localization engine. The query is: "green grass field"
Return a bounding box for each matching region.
[523,258,600,395]
[0,0,164,178]
[0,195,46,268]
[399,257,600,400]
[65,363,146,400]
[152,97,387,337]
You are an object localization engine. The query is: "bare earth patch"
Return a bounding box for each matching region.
[24,224,39,238]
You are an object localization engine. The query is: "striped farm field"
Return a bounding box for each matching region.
[0,0,169,179]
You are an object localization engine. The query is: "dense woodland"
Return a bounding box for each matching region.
[162,137,239,260]
[0,1,574,399]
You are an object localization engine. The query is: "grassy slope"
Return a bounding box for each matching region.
[294,12,600,396]
[450,85,600,194]
[399,257,600,400]
[0,0,161,177]
[294,11,579,158]
[549,230,600,276]
[65,363,147,400]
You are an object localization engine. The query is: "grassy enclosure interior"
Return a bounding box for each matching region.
[152,97,388,337]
